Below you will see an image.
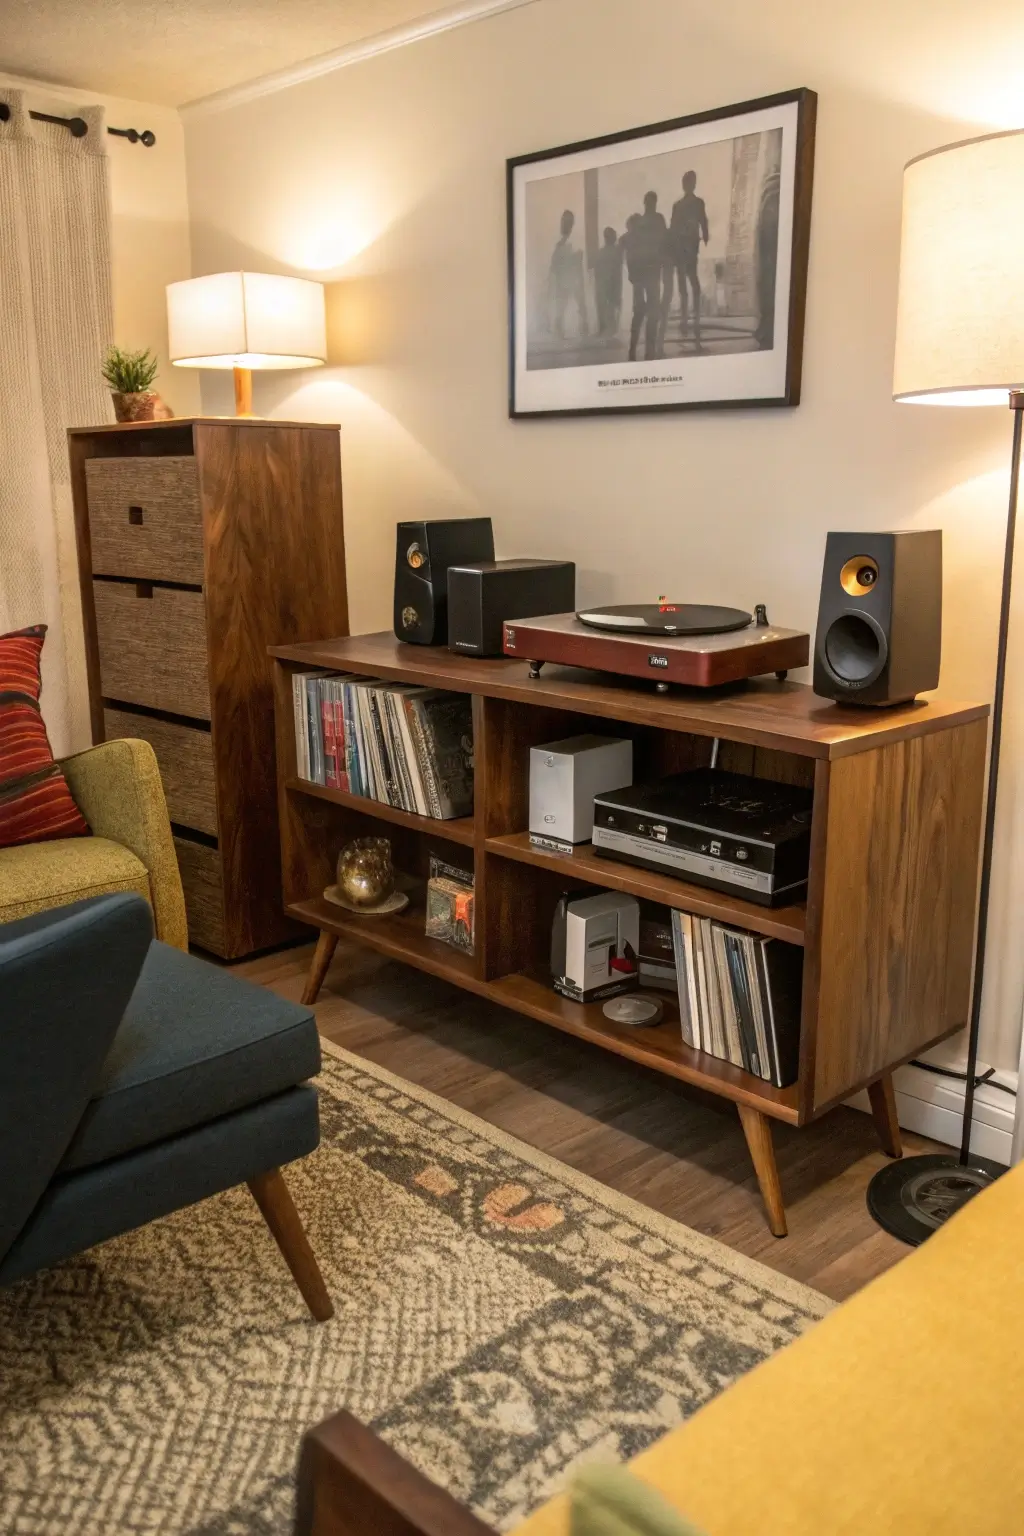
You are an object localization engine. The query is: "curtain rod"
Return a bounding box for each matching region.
[0,102,155,146]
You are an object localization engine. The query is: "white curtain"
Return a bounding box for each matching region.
[0,87,113,756]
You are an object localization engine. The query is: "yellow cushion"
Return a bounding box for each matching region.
[517,1162,1024,1536]
[0,836,151,926]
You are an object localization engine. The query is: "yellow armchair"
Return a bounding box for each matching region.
[0,738,187,949]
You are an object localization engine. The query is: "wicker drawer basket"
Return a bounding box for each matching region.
[173,835,226,954]
[86,456,203,585]
[94,580,210,721]
[104,707,217,837]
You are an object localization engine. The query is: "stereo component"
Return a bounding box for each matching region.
[813,530,942,706]
[393,517,494,645]
[447,558,576,656]
[592,769,813,908]
[503,610,809,689]
[529,734,633,853]
[550,890,640,1004]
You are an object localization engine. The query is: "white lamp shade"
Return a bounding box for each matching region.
[167,271,327,370]
[894,129,1024,405]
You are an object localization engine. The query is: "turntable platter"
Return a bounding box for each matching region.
[576,603,752,636]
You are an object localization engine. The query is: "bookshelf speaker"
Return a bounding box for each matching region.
[812,530,942,706]
[393,517,494,646]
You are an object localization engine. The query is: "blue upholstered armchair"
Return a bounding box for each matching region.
[0,892,332,1319]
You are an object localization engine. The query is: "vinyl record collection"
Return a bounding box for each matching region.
[291,671,474,820]
[671,911,802,1088]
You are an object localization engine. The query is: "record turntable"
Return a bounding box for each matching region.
[503,603,810,691]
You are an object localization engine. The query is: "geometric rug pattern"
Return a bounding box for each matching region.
[0,1040,831,1533]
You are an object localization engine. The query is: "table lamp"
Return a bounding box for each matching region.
[867,128,1024,1245]
[166,271,327,416]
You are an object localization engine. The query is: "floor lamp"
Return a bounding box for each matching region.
[867,128,1024,1245]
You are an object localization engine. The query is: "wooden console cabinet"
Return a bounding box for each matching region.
[270,631,988,1234]
[70,417,349,959]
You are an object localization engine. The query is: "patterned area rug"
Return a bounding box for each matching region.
[1,1041,830,1534]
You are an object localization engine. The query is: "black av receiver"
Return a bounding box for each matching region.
[592,769,813,908]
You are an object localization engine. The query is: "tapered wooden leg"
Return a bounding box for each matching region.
[301,928,339,1005]
[868,1072,903,1159]
[248,1167,334,1322]
[737,1104,788,1237]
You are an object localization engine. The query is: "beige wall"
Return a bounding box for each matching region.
[0,72,200,416]
[183,0,1024,1071]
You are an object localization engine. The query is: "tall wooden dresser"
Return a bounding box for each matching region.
[69,417,349,959]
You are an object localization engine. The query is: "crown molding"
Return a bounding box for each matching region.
[180,0,541,117]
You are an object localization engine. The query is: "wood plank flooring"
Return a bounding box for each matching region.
[240,938,940,1302]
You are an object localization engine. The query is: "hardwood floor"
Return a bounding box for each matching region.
[240,938,941,1303]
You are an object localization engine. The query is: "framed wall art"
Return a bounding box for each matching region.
[507,88,816,418]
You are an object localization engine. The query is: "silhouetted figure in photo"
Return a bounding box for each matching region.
[548,209,588,339]
[594,226,624,336]
[669,170,709,351]
[755,171,780,350]
[624,192,667,361]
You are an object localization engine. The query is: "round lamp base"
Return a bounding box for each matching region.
[867,1152,1006,1247]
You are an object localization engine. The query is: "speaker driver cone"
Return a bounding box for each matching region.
[825,612,886,684]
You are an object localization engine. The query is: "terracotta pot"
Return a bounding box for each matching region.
[110,390,158,423]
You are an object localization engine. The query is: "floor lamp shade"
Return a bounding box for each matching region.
[893,129,1024,404]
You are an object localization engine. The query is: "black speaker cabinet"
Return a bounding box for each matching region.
[813,530,942,706]
[447,558,576,656]
[394,517,494,645]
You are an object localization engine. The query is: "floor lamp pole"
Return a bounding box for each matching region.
[960,392,1024,1162]
[867,392,1022,1242]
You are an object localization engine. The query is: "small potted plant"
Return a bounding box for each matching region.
[101,345,161,422]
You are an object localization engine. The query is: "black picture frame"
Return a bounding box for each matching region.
[507,87,817,418]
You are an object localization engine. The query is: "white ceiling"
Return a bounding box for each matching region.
[0,0,467,108]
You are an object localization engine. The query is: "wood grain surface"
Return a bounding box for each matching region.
[485,832,807,944]
[196,422,348,958]
[810,719,987,1114]
[93,579,211,720]
[270,632,987,760]
[296,1410,494,1536]
[103,706,218,837]
[271,640,988,1231]
[85,455,203,585]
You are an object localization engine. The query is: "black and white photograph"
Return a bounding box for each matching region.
[508,90,816,416]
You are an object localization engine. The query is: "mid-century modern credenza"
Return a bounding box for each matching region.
[270,632,987,1236]
[69,417,349,959]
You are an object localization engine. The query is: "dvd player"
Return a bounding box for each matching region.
[592,769,813,907]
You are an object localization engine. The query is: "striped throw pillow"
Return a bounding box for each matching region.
[0,625,90,849]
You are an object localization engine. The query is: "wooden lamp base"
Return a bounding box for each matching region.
[233,365,253,416]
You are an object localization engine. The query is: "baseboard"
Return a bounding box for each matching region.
[848,1063,1017,1166]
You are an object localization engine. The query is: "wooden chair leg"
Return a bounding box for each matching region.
[737,1104,788,1237]
[868,1072,903,1159]
[302,928,339,1005]
[248,1167,334,1322]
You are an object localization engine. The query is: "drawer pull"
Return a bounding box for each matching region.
[136,581,154,599]
[128,505,144,525]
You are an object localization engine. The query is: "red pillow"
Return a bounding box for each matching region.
[0,625,90,849]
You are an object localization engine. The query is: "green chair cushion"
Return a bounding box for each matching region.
[0,836,150,927]
[570,1467,707,1536]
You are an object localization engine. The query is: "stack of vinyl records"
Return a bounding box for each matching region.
[291,670,473,820]
[671,912,802,1088]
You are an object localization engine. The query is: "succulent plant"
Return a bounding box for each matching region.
[101,345,158,394]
